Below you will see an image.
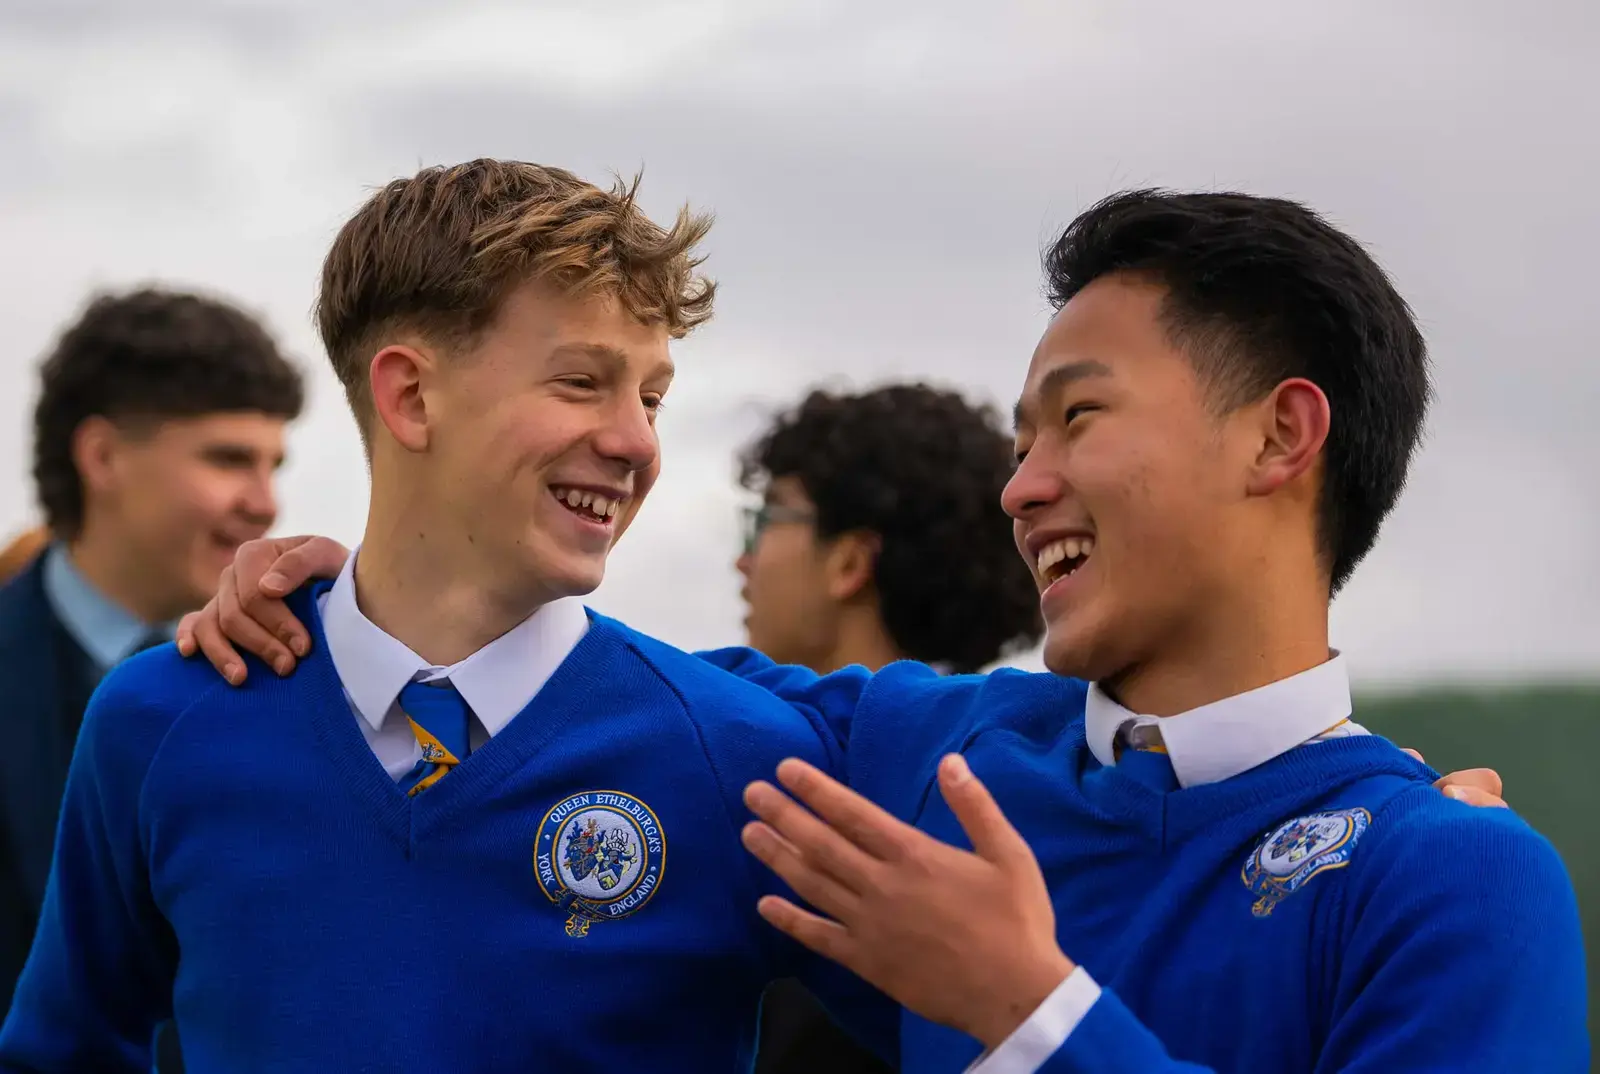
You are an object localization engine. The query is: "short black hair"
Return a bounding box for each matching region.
[32,287,305,538]
[740,384,1042,672]
[1044,189,1430,593]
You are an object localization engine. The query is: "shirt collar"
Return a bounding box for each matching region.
[1084,653,1354,788]
[319,547,590,737]
[41,543,172,671]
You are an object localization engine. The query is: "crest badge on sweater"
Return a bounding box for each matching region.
[1242,807,1370,918]
[536,790,666,937]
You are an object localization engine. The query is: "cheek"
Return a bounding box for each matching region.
[187,473,251,518]
[748,538,809,597]
[470,394,575,468]
[130,469,216,529]
[1012,521,1042,585]
[1101,446,1222,584]
[635,456,661,500]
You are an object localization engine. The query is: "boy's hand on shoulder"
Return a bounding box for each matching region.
[1401,749,1507,809]
[175,535,349,685]
[742,755,1073,1050]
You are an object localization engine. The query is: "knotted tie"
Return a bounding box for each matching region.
[398,680,472,796]
[1113,721,1179,793]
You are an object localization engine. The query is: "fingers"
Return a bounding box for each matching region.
[1437,767,1507,808]
[232,537,344,662]
[741,821,862,921]
[257,536,350,597]
[773,758,915,862]
[174,611,202,658]
[744,780,880,892]
[1444,786,1509,808]
[937,755,1030,869]
[218,562,299,675]
[755,895,856,968]
[1401,748,1424,763]
[1437,767,1503,798]
[184,593,250,686]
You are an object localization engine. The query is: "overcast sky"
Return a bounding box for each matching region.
[1,0,1595,686]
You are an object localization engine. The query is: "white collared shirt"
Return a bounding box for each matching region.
[973,654,1367,1074]
[318,548,589,780]
[1084,652,1367,788]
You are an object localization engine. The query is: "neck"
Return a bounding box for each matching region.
[1105,566,1332,718]
[356,495,552,667]
[811,605,907,674]
[68,520,179,623]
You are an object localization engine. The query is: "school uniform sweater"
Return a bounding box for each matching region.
[0,583,894,1072]
[713,651,1590,1074]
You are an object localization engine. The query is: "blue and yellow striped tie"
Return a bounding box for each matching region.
[398,680,472,797]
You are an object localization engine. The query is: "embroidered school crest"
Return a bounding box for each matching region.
[535,791,665,938]
[1242,808,1370,918]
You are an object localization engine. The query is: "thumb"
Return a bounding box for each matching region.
[938,754,1030,868]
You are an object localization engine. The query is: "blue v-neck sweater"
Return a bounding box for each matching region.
[0,586,890,1072]
[720,652,1590,1073]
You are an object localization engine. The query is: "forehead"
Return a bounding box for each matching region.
[1015,275,1185,423]
[764,474,813,507]
[142,411,287,449]
[489,281,675,379]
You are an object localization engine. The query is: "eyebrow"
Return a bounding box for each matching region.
[551,342,675,381]
[1012,359,1113,430]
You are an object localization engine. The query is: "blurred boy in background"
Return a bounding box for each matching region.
[0,288,303,1070]
[737,384,1042,1073]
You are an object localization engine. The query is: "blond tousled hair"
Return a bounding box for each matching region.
[315,159,715,438]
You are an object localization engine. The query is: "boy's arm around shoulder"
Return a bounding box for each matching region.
[696,647,1063,814]
[0,649,194,1071]
[684,648,902,1062]
[1317,786,1589,1073]
[695,645,874,755]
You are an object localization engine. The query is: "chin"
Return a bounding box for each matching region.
[1039,612,1118,683]
[535,554,608,600]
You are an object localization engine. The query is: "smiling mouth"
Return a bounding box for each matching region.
[1037,535,1093,585]
[550,486,622,525]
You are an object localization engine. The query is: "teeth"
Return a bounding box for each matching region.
[1036,536,1094,575]
[554,486,623,520]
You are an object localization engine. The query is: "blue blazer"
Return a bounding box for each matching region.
[0,554,96,1013]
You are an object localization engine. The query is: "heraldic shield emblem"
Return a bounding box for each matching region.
[536,790,666,937]
[1242,807,1371,918]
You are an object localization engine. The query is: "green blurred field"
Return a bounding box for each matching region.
[1359,683,1598,1042]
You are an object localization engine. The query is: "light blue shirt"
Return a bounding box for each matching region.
[40,543,173,673]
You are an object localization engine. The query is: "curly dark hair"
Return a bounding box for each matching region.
[739,384,1042,672]
[32,287,305,539]
[1044,190,1429,593]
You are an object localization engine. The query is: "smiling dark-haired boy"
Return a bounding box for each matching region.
[740,190,1586,1072]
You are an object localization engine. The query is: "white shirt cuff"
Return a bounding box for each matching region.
[964,966,1102,1074]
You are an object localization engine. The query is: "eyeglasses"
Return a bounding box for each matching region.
[740,503,815,555]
